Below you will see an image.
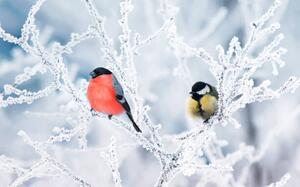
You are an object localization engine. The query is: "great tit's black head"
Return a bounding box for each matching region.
[89,67,112,78]
[189,81,211,96]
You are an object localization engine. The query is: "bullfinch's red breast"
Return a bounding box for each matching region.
[87,67,142,132]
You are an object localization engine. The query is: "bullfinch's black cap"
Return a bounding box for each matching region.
[90,67,112,78]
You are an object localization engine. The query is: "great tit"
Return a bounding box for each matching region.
[186,81,218,122]
[87,67,142,132]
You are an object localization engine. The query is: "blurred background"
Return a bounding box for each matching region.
[0,0,299,186]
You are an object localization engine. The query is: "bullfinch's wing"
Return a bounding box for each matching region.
[112,75,142,132]
[112,75,129,111]
[112,75,124,97]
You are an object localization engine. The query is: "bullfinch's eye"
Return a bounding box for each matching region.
[90,71,96,78]
[197,85,210,95]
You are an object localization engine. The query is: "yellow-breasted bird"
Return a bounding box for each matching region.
[186,81,218,122]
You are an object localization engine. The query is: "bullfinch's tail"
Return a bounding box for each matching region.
[116,95,142,133]
[126,112,142,133]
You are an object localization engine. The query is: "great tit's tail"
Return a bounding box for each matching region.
[126,112,142,133]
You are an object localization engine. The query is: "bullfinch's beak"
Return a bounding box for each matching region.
[89,71,96,78]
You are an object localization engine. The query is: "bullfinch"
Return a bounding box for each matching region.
[87,67,142,132]
[186,81,218,122]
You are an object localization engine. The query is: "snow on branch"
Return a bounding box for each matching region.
[267,173,291,187]
[0,155,26,177]
[6,131,91,187]
[0,0,298,186]
[101,137,122,187]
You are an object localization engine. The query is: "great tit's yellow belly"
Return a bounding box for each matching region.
[200,94,217,119]
[186,94,217,120]
[186,97,201,118]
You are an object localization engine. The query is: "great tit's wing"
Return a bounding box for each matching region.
[210,86,219,99]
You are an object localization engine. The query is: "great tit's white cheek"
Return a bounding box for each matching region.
[197,85,210,95]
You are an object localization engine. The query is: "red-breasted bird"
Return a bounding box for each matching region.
[87,67,142,132]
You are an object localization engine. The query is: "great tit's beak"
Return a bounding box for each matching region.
[189,91,195,94]
[89,71,96,78]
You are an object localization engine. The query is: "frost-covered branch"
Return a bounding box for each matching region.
[8,131,91,187]
[267,173,291,187]
[101,137,122,187]
[0,0,298,186]
[83,0,171,168]
[0,155,26,177]
[158,0,299,186]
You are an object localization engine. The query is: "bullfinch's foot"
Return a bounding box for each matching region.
[90,108,97,116]
[108,115,113,120]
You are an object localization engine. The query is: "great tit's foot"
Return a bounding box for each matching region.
[108,115,113,120]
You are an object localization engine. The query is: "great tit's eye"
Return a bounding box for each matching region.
[197,85,210,95]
